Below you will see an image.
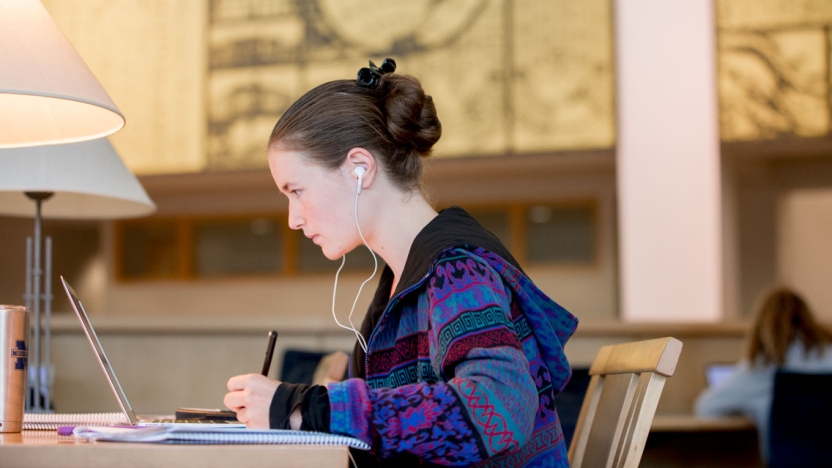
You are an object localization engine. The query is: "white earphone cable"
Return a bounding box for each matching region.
[349,187,378,350]
[330,175,376,353]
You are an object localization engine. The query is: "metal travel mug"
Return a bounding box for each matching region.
[0,305,28,433]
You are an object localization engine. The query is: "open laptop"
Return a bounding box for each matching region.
[61,276,244,427]
[704,363,737,388]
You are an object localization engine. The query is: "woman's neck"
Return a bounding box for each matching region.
[365,192,437,281]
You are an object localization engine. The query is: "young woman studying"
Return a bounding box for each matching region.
[695,288,832,462]
[223,59,578,467]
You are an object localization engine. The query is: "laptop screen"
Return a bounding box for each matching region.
[61,276,140,425]
[705,363,736,388]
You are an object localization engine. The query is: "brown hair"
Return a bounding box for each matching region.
[268,72,441,192]
[746,288,832,366]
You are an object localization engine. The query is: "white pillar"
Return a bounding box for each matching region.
[615,0,722,322]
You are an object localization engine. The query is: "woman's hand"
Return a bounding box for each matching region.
[224,374,280,429]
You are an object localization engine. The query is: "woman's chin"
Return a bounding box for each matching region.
[321,242,362,261]
[321,248,345,261]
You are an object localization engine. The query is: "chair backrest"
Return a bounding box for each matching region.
[568,337,683,468]
[279,349,328,384]
[768,370,832,467]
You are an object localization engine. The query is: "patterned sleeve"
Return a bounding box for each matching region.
[327,250,538,465]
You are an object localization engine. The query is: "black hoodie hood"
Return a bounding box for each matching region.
[351,206,522,379]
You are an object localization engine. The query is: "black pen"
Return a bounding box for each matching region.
[261,330,278,376]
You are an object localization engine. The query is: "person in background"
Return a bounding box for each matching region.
[695,287,832,462]
[222,58,579,467]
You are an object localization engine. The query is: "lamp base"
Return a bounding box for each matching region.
[25,362,55,413]
[24,192,54,202]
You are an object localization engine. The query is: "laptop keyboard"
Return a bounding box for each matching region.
[141,418,241,425]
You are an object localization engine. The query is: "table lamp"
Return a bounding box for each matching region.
[0,0,125,148]
[0,138,155,411]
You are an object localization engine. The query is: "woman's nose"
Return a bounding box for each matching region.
[287,205,303,230]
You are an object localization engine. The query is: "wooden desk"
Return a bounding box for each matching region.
[643,415,762,468]
[1,431,350,468]
[651,414,755,432]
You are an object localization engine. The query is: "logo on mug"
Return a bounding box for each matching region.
[11,340,27,370]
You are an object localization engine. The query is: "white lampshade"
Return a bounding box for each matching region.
[0,0,125,148]
[0,138,155,219]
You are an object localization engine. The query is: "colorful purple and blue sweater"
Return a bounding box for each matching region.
[325,207,578,467]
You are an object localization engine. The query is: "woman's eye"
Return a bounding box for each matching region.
[291,189,301,197]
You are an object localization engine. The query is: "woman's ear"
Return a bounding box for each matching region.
[345,148,376,191]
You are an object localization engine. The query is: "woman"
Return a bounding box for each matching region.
[224,59,578,467]
[695,288,832,462]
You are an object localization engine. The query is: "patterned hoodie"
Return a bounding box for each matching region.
[324,206,579,467]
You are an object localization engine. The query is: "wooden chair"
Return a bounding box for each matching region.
[568,337,683,468]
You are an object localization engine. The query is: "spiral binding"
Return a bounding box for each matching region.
[166,430,371,449]
[23,411,128,430]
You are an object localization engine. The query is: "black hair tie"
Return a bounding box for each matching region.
[356,58,396,89]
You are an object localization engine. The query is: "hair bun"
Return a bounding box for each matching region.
[381,75,442,157]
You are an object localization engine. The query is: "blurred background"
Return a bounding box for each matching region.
[3,0,829,323]
[0,3,829,462]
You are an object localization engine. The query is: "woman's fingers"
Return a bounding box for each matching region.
[233,407,248,424]
[226,373,252,391]
[223,388,245,410]
[223,373,281,429]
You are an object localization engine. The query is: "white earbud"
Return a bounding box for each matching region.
[354,166,366,194]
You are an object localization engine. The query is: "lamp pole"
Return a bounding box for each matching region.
[24,191,54,412]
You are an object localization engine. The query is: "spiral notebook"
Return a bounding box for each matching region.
[71,425,371,449]
[23,411,128,430]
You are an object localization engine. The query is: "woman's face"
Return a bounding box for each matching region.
[268,147,358,260]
